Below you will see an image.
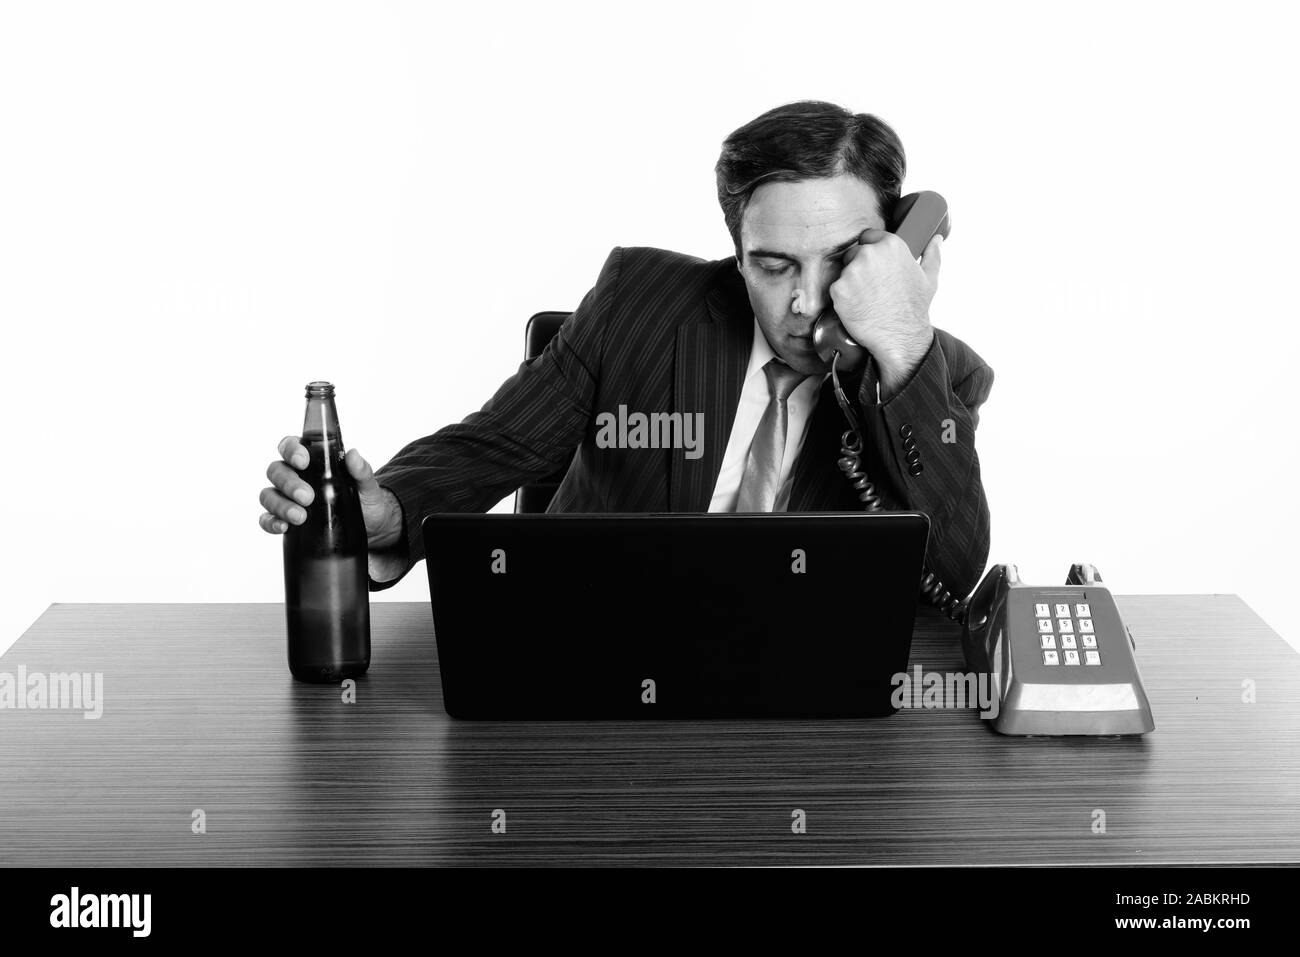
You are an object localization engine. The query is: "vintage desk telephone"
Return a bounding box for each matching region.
[817,192,1155,736]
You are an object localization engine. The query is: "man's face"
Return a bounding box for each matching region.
[737,174,885,375]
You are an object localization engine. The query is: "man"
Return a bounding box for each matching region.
[258,101,994,602]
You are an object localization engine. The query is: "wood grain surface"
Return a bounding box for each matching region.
[1,597,1297,866]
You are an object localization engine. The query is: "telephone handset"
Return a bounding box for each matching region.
[811,190,952,373]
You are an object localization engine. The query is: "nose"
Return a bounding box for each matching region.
[791,273,830,318]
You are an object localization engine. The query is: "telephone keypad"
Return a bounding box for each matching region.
[1031,599,1101,668]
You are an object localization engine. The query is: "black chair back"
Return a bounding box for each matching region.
[514,311,573,513]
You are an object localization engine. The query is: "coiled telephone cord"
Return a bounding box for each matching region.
[831,355,966,625]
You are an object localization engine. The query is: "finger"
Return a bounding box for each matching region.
[346,448,380,496]
[920,233,943,286]
[278,435,309,471]
[266,461,314,506]
[259,511,289,535]
[843,226,891,266]
[259,486,308,525]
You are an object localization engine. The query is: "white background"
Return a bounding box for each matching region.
[2,0,1297,658]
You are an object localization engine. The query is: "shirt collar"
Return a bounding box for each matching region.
[746,316,778,383]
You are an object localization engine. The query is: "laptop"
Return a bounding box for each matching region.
[422,512,930,719]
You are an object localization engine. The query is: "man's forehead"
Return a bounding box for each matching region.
[741,176,883,254]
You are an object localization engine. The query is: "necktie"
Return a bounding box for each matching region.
[735,358,809,512]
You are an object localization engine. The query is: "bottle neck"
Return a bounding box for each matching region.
[302,395,342,440]
[301,395,344,478]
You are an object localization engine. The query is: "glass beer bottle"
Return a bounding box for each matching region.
[283,381,371,682]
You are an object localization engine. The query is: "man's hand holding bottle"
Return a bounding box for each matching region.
[259,437,406,583]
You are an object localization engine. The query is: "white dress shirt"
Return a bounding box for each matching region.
[709,318,829,512]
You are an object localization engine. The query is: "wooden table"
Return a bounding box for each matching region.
[1,597,1297,866]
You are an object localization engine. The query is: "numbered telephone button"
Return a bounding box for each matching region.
[1055,603,1071,618]
[1043,650,1060,666]
[1040,634,1057,649]
[1085,650,1102,666]
[1058,618,1074,633]
[1075,603,1091,617]
[1060,634,1077,649]
[1035,603,1050,618]
[1063,650,1080,666]
[1081,634,1098,649]
[1037,619,1054,634]
[1079,619,1094,633]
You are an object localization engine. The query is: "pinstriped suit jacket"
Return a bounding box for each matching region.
[372,246,994,599]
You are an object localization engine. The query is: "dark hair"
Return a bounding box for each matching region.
[715,100,906,257]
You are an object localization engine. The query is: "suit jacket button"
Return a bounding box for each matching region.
[908,462,924,476]
[905,449,921,465]
[902,437,916,452]
[899,424,913,439]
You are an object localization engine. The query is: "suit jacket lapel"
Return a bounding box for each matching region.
[670,262,751,511]
[789,377,857,511]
